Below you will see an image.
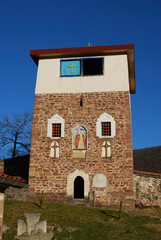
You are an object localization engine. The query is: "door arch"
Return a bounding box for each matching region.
[67,169,89,199]
[74,176,84,199]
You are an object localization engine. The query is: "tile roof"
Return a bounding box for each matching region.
[0,172,26,183]
[0,172,29,189]
[134,170,161,178]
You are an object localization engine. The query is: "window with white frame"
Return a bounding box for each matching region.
[47,114,65,139]
[96,113,116,138]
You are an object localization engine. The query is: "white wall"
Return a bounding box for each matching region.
[35,55,129,94]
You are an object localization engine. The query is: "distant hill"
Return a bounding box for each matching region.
[133,146,161,174]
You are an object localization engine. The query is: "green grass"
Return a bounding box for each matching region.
[3,200,161,240]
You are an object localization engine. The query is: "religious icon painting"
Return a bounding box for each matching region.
[72,125,87,150]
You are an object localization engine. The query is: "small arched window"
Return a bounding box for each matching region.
[47,114,65,139]
[101,141,111,158]
[50,141,60,158]
[96,112,116,138]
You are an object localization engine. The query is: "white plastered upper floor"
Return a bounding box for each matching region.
[35,55,130,94]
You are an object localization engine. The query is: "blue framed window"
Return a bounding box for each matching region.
[60,58,104,77]
[60,60,81,76]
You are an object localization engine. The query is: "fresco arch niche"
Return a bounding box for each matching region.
[72,125,87,158]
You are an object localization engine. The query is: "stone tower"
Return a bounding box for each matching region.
[29,45,135,209]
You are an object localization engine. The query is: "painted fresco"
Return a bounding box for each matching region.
[72,126,87,150]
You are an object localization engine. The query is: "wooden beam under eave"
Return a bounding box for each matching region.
[128,49,136,94]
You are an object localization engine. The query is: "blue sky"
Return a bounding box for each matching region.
[0,0,161,150]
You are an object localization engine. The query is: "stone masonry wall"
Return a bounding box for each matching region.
[29,91,134,209]
[5,171,161,209]
[134,171,161,207]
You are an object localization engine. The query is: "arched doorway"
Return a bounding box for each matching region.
[67,169,89,199]
[74,176,84,199]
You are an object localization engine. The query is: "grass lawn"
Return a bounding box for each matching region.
[3,200,161,240]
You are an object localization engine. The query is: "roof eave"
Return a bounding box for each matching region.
[0,178,29,188]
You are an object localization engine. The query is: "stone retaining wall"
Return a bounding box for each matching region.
[133,171,161,207]
[4,187,33,202]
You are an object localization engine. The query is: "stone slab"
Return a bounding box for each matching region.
[35,221,47,233]
[17,219,27,236]
[92,174,107,188]
[72,150,86,158]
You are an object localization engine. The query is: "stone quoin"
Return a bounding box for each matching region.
[29,45,135,209]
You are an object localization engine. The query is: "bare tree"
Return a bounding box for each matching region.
[0,112,32,159]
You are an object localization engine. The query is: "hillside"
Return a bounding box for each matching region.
[3,200,161,240]
[133,146,161,174]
